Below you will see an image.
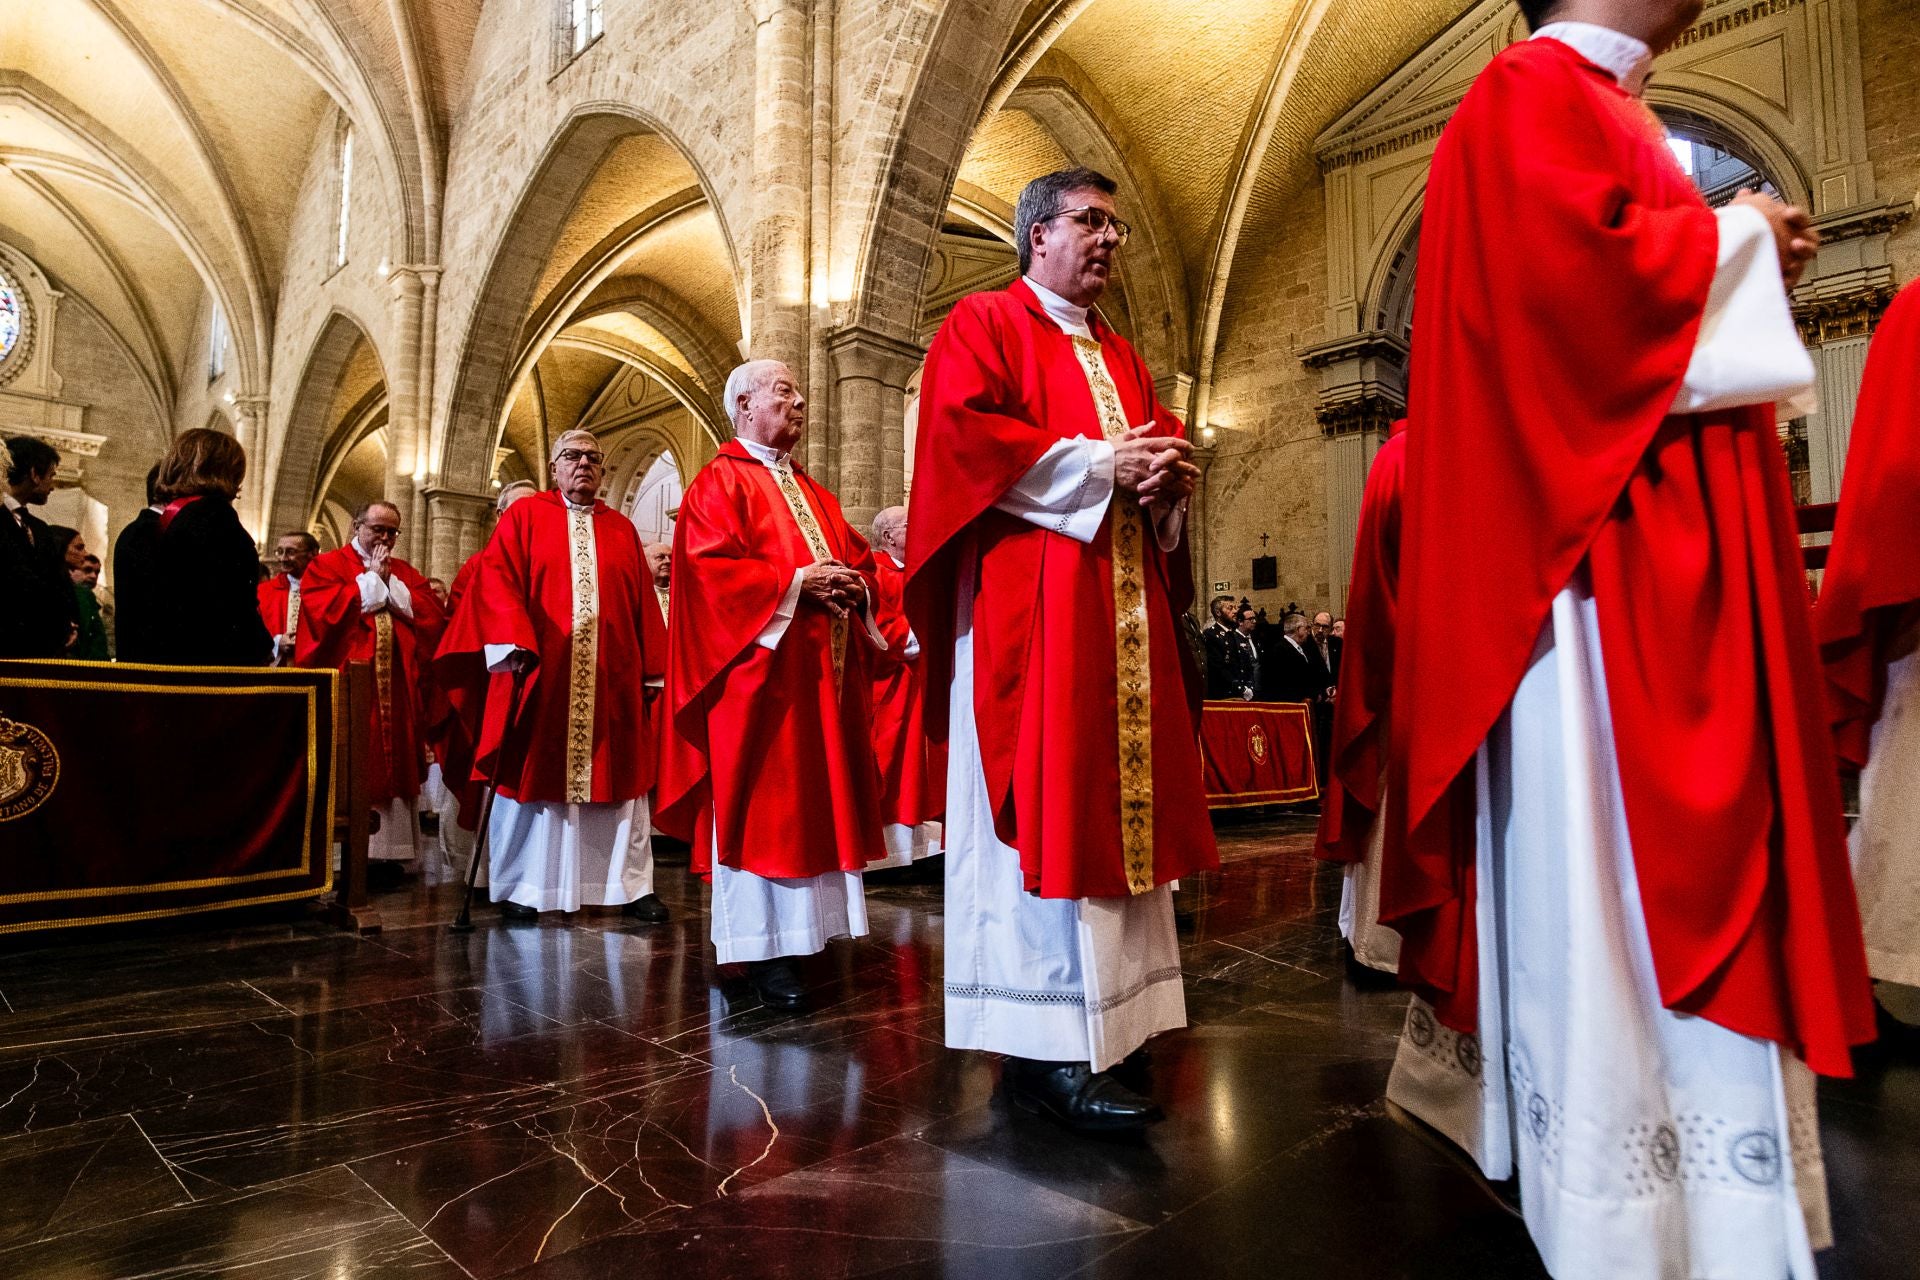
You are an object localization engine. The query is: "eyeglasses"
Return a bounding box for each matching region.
[556,449,606,467]
[361,523,400,538]
[1045,206,1131,246]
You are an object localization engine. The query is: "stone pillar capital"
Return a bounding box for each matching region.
[825,325,925,388]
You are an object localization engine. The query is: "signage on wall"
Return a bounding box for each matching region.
[1212,581,1232,593]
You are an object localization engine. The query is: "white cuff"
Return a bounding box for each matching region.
[755,569,806,650]
[357,570,389,613]
[484,643,530,673]
[1672,204,1817,417]
[903,629,921,661]
[993,436,1114,544]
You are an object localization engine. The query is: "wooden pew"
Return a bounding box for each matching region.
[322,660,381,934]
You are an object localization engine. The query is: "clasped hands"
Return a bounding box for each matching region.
[1732,188,1819,289]
[1112,425,1199,512]
[800,561,864,618]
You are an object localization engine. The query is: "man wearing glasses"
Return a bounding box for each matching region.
[907,167,1217,1132]
[298,499,446,874]
[437,431,670,924]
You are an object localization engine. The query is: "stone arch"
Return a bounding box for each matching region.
[436,106,742,494]
[307,384,391,528]
[266,308,388,539]
[1648,93,1812,207]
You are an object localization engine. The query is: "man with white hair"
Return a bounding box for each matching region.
[428,479,538,870]
[866,505,943,870]
[644,542,672,622]
[657,359,888,1010]
[298,499,445,871]
[437,433,669,923]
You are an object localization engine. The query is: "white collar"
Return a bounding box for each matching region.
[562,496,595,512]
[736,436,790,468]
[1024,276,1094,338]
[2,494,21,514]
[351,537,374,563]
[1534,21,1654,96]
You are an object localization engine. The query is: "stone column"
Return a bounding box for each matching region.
[750,0,812,377]
[231,394,272,536]
[423,487,495,581]
[1296,331,1405,615]
[826,324,924,528]
[1320,416,1387,616]
[385,267,427,564]
[1189,440,1218,615]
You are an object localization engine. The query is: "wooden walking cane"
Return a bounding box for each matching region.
[449,659,533,933]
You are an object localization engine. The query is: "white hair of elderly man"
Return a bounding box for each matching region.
[723,360,795,427]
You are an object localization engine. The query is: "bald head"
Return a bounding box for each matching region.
[645,542,672,589]
[726,360,806,453]
[870,506,908,559]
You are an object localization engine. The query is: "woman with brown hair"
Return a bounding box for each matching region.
[139,427,271,665]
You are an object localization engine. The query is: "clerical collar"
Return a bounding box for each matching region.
[351,537,374,563]
[562,496,595,512]
[1024,276,1094,339]
[1534,22,1654,96]
[887,551,905,569]
[736,437,790,468]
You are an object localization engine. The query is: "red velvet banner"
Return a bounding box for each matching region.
[1200,700,1319,808]
[0,659,336,935]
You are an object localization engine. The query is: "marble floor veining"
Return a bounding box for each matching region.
[0,815,1912,1278]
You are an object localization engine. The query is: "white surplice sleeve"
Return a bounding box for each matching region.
[1671,203,1818,418]
[755,569,806,651]
[994,436,1115,545]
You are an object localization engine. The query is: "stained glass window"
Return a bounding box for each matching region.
[0,276,19,363]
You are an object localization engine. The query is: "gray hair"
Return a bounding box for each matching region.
[496,479,538,512]
[869,505,908,550]
[549,428,600,462]
[1014,166,1118,275]
[723,360,790,428]
[1282,611,1310,637]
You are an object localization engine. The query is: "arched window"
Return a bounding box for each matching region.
[0,270,21,366]
[208,303,229,382]
[628,451,681,545]
[334,123,354,270]
[560,0,604,62]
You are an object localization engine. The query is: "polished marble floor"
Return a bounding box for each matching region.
[0,816,1913,1279]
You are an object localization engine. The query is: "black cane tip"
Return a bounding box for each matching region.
[448,916,475,934]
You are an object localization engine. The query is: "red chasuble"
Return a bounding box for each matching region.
[257,574,295,638]
[1817,280,1920,770]
[426,553,484,830]
[654,443,886,876]
[296,545,445,807]
[1316,427,1405,867]
[870,555,946,829]
[1387,37,1871,1075]
[906,280,1218,900]
[435,490,665,805]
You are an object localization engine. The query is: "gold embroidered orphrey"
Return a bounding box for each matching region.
[285,580,302,640]
[1070,333,1156,895]
[371,610,396,765]
[0,713,60,822]
[771,460,849,693]
[565,506,601,803]
[1248,722,1269,765]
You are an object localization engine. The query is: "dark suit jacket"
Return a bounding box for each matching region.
[1260,636,1320,703]
[1,504,78,658]
[113,508,165,663]
[151,496,272,666]
[1201,621,1236,698]
[1314,636,1343,683]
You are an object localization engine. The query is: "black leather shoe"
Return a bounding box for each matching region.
[746,958,807,1010]
[499,901,538,924]
[1002,1058,1163,1133]
[622,893,669,923]
[1111,1045,1153,1093]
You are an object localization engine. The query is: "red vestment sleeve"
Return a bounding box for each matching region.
[1817,280,1920,769]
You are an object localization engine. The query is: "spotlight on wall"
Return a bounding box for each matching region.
[222,390,236,404]
[377,257,391,278]
[1200,424,1217,445]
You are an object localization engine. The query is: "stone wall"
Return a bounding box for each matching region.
[1201,181,1331,618]
[1860,0,1920,282]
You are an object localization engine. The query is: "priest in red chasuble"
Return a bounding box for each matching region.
[425,480,536,877]
[257,531,317,666]
[1817,278,1920,994]
[656,359,888,1011]
[907,167,1217,1134]
[865,506,944,871]
[297,500,445,867]
[1314,425,1404,976]
[1380,5,1872,1276]
[437,433,669,923]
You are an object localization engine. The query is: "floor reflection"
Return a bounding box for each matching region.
[0,815,1909,1278]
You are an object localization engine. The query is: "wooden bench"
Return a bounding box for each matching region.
[321,660,381,934]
